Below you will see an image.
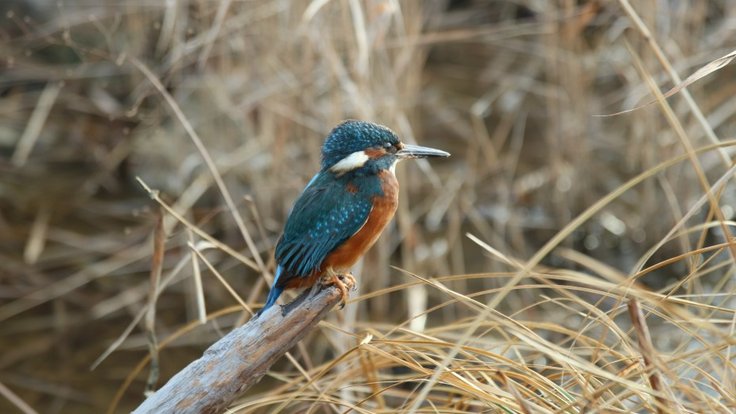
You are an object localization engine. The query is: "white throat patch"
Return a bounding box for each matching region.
[389,159,399,175]
[330,150,370,173]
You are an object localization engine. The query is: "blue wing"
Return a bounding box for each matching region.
[259,265,285,315]
[276,173,375,279]
[258,172,380,315]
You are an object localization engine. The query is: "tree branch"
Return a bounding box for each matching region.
[132,280,352,414]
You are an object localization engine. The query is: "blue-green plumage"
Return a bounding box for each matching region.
[275,171,382,278]
[258,120,449,315]
[320,121,400,170]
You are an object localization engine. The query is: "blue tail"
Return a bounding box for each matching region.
[258,266,285,316]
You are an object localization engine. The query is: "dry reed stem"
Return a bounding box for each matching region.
[134,177,258,270]
[625,40,736,264]
[617,0,731,166]
[496,370,533,414]
[411,133,736,410]
[187,229,208,325]
[4,2,736,413]
[144,210,165,394]
[11,81,62,166]
[0,382,38,414]
[128,57,269,275]
[627,299,679,414]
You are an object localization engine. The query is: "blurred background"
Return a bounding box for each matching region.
[1,1,735,413]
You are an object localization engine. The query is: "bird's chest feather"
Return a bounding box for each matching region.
[323,170,399,270]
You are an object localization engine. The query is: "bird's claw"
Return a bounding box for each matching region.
[321,271,356,309]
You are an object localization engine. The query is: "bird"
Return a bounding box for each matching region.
[258,120,450,316]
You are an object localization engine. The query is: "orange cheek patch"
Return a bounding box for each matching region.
[364,148,386,158]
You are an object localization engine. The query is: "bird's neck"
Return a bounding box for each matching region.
[329,168,393,197]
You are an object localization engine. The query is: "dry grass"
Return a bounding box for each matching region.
[1,0,735,413]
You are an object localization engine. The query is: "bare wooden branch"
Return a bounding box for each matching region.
[132,280,352,414]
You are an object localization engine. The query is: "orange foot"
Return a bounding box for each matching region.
[320,269,356,309]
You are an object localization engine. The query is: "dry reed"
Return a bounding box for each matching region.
[0,1,735,413]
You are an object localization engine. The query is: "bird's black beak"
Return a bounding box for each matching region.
[396,144,450,159]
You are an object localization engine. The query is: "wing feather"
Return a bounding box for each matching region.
[274,174,374,284]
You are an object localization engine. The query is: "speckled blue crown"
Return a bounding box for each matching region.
[321,120,399,170]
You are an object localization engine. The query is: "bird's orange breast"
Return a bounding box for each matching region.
[322,170,399,271]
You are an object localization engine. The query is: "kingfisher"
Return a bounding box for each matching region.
[258,120,450,315]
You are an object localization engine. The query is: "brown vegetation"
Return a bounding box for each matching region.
[1,1,735,413]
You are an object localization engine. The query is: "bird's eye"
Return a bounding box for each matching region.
[383,142,398,153]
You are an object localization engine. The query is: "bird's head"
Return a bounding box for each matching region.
[320,120,449,175]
